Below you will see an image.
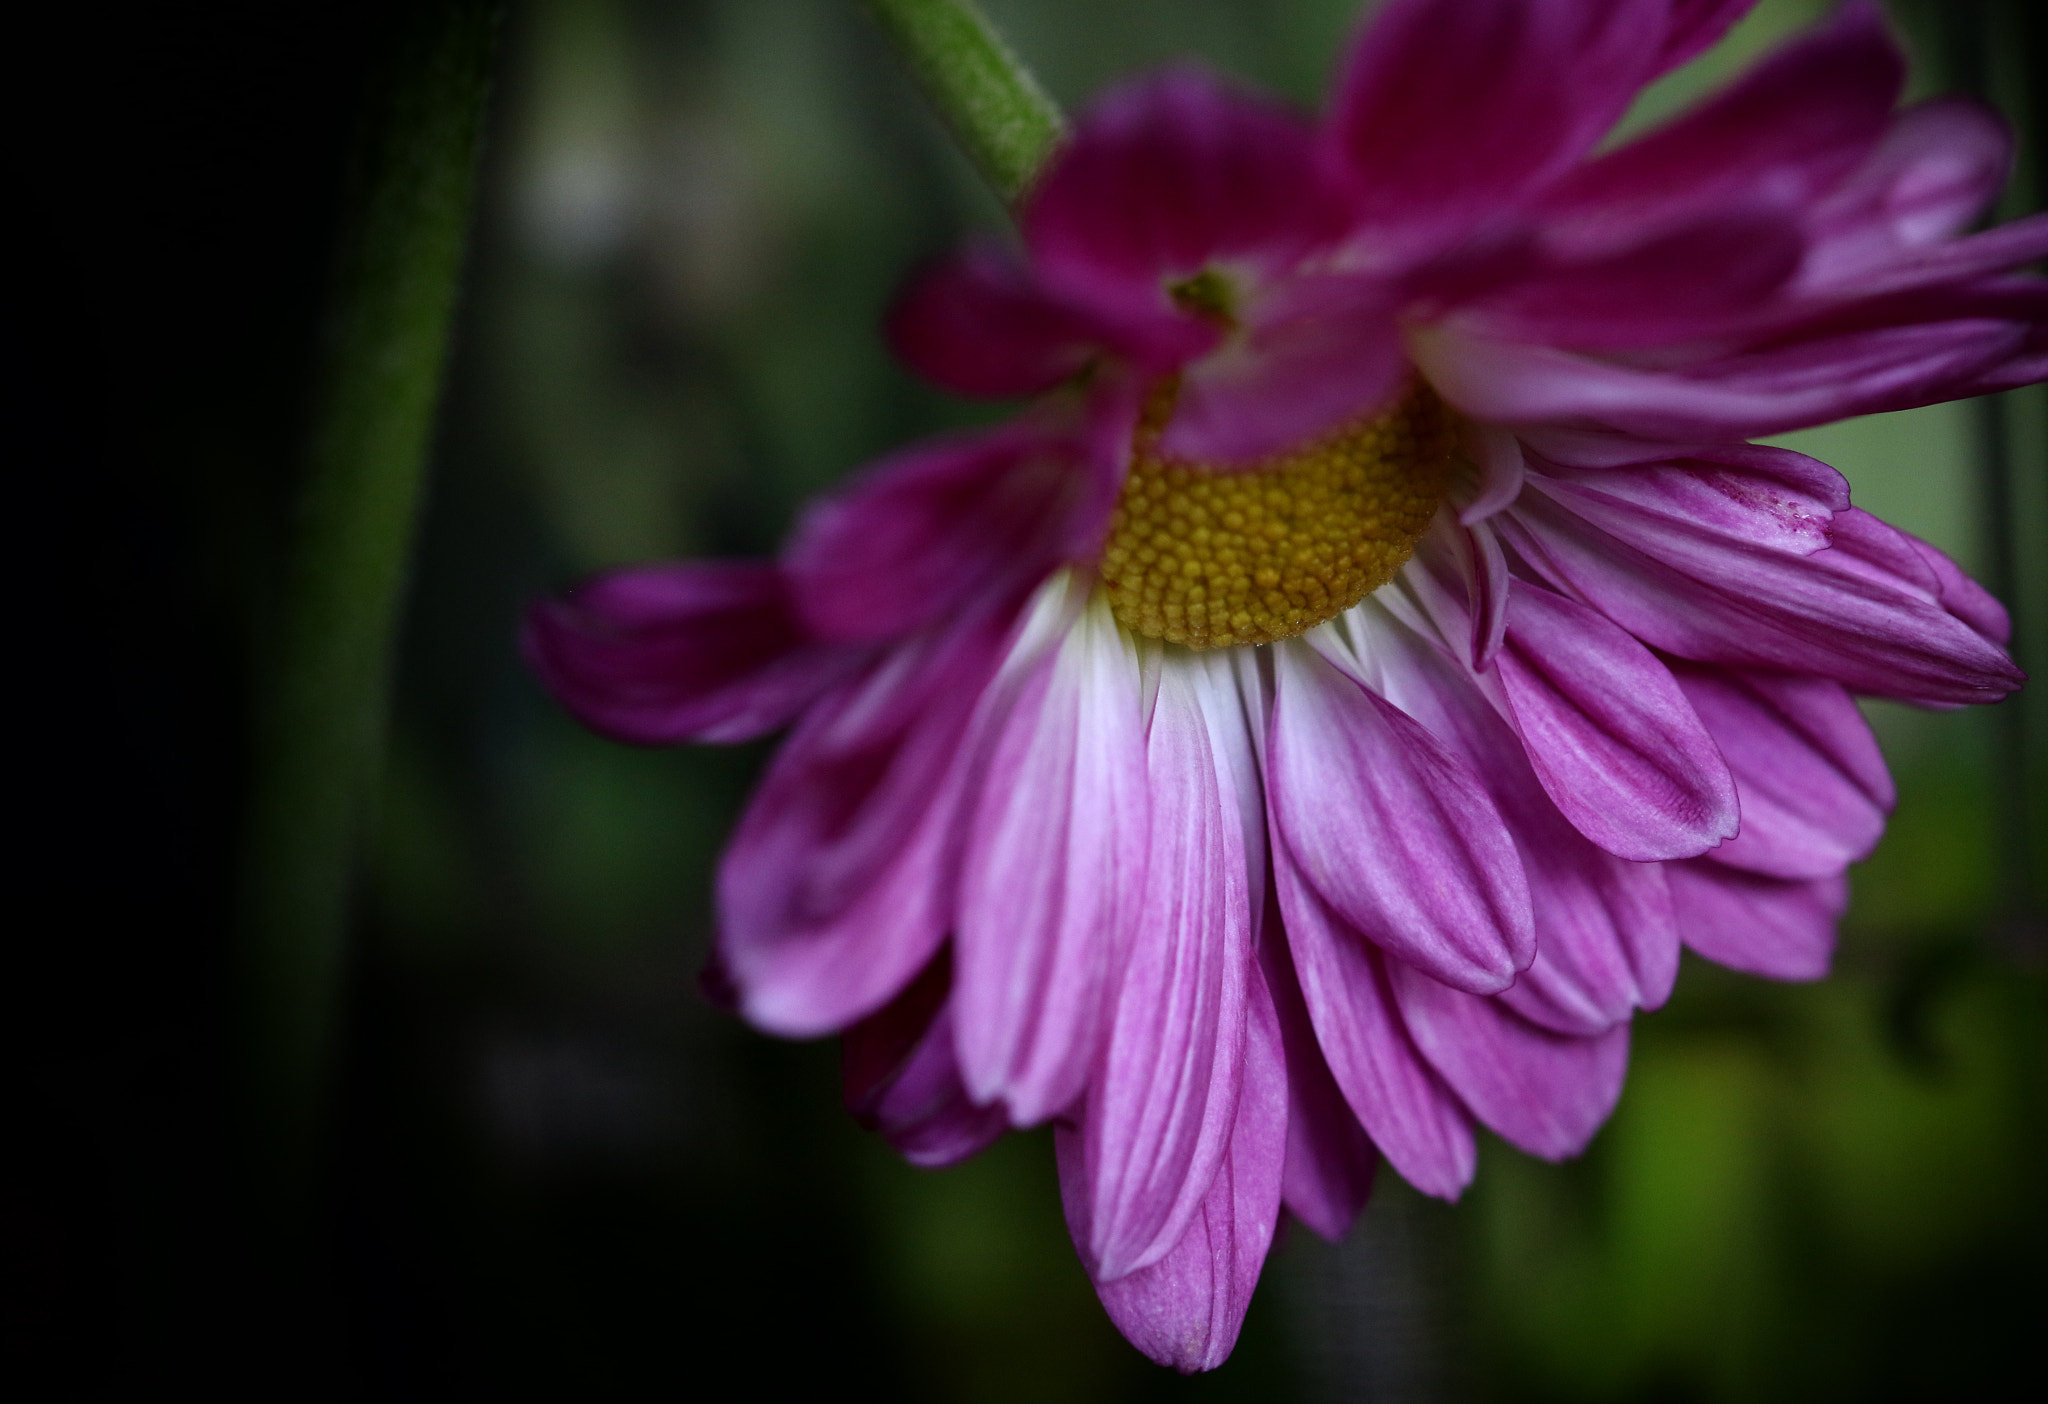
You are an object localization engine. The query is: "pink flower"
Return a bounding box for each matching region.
[527,0,2037,1371]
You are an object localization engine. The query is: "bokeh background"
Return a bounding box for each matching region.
[11,0,2043,1397]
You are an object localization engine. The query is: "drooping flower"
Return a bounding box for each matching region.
[527,0,2040,1371]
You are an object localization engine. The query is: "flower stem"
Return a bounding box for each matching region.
[237,0,500,1193]
[864,0,1066,201]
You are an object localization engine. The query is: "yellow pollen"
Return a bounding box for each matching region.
[1100,382,1458,649]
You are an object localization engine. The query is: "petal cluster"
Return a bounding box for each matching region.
[527,0,2038,1373]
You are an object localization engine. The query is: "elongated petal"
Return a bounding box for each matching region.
[1272,822,1475,1200]
[1494,580,1738,862]
[1541,2,1901,242]
[843,951,1006,1168]
[1673,664,1891,879]
[525,562,853,744]
[957,595,1150,1124]
[1025,67,1351,309]
[1414,316,2028,441]
[1067,970,1287,1374]
[1083,659,1253,1280]
[1262,926,1377,1240]
[1669,861,1845,980]
[1389,961,1631,1160]
[886,245,1113,398]
[785,420,1102,643]
[1333,0,1667,252]
[1503,469,2022,704]
[719,598,1023,1035]
[1270,640,1530,992]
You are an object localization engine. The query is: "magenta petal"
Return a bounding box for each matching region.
[1082,659,1253,1280]
[1470,211,1803,350]
[1902,526,2010,645]
[1388,962,1631,1160]
[1668,861,1845,980]
[525,561,854,745]
[718,601,1018,1036]
[1333,0,1667,251]
[1261,920,1377,1241]
[784,420,1101,643]
[1542,2,1901,241]
[1024,66,1351,307]
[1495,580,1738,862]
[1653,0,1758,77]
[1068,969,1287,1374]
[1270,640,1532,993]
[1673,664,1892,880]
[843,951,1006,1168]
[1503,468,2022,705]
[1157,298,1408,464]
[1272,823,1475,1201]
[1355,603,1674,1036]
[886,245,1115,397]
[956,595,1149,1125]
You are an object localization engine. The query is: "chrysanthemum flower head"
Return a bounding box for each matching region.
[527,0,2040,1371]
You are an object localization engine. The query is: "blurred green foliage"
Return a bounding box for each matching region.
[359,0,2044,1397]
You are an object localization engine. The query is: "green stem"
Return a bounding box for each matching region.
[237,0,500,1190]
[864,0,1066,201]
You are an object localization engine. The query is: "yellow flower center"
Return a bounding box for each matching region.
[1100,382,1457,649]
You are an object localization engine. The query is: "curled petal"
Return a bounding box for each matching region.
[525,562,854,745]
[843,950,1006,1168]
[1271,639,1532,993]
[718,598,1022,1036]
[1669,861,1846,980]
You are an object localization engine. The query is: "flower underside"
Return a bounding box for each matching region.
[1101,381,1457,649]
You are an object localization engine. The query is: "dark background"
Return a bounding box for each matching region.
[7,1,2043,1398]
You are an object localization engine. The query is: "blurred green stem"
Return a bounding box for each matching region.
[237,0,500,1193]
[864,0,1066,201]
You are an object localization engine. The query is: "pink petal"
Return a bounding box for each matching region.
[1902,525,2010,645]
[956,594,1150,1125]
[1493,580,1738,862]
[524,561,854,745]
[1388,961,1632,1160]
[1354,601,1675,1035]
[717,598,1021,1036]
[1065,967,1287,1374]
[1668,861,1845,980]
[1332,0,1668,253]
[1540,2,1901,244]
[784,417,1110,643]
[1261,923,1377,1241]
[1502,467,2022,705]
[1269,639,1532,993]
[1081,658,1254,1280]
[843,950,1007,1168]
[1672,663,1892,880]
[1271,821,1475,1201]
[1459,422,1526,525]
[1023,66,1351,313]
